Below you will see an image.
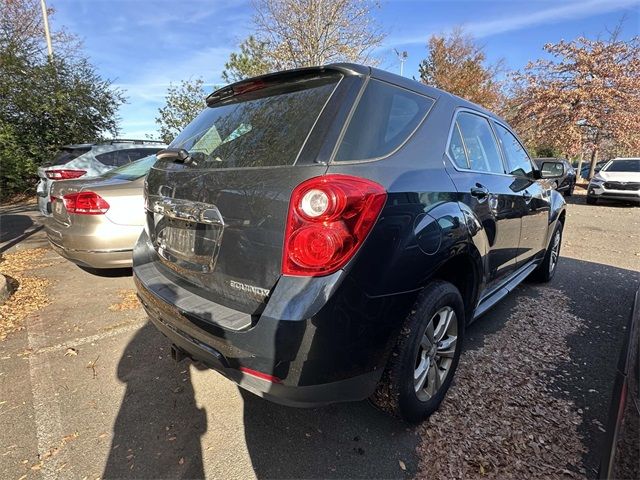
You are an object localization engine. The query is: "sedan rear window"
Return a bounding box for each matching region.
[100,155,157,181]
[335,80,434,162]
[168,74,341,169]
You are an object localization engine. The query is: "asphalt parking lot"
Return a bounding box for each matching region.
[0,192,638,479]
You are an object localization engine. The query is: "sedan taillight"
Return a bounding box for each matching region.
[63,192,110,215]
[45,169,87,180]
[282,175,387,277]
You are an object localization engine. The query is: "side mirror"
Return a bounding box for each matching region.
[539,161,565,179]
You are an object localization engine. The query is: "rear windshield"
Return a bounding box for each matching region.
[43,147,91,167]
[99,155,157,181]
[603,159,640,172]
[167,74,341,169]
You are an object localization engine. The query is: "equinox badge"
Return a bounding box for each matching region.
[229,280,269,299]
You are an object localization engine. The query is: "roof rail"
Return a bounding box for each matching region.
[100,139,165,145]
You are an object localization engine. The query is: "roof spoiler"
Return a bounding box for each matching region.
[100,139,166,145]
[206,63,368,107]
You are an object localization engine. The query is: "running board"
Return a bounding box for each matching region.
[472,262,538,320]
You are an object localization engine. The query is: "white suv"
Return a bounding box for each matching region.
[587,158,640,205]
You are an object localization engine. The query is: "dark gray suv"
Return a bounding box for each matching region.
[133,64,566,422]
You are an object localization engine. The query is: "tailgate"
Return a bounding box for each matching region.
[143,69,356,314]
[146,164,328,314]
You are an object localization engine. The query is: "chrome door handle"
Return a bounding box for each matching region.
[470,184,490,199]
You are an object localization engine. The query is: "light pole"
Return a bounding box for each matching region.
[40,0,53,59]
[394,49,408,77]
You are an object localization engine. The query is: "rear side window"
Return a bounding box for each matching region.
[168,74,341,169]
[453,112,504,174]
[128,148,162,162]
[335,80,434,162]
[96,150,128,167]
[494,124,533,177]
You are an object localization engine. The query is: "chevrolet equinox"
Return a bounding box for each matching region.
[133,64,566,422]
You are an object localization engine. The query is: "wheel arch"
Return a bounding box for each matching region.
[426,245,483,323]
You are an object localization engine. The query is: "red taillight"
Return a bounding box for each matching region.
[283,175,387,276]
[45,169,87,180]
[62,192,110,215]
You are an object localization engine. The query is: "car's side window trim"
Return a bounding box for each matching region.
[444,108,509,176]
[491,119,537,177]
[454,121,471,169]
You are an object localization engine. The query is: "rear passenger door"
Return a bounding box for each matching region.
[445,110,524,294]
[492,122,549,267]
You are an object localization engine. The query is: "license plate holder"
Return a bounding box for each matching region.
[152,216,223,273]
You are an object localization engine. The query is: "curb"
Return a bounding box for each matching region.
[0,274,9,305]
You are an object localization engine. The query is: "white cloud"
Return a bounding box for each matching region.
[389,0,640,45]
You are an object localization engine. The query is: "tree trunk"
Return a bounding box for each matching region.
[588,148,599,180]
[575,151,584,181]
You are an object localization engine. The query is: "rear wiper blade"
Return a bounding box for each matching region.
[156,149,192,164]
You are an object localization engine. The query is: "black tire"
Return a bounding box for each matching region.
[531,222,563,282]
[371,281,465,423]
[586,195,598,205]
[565,182,574,197]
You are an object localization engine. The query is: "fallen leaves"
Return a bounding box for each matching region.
[33,431,79,471]
[108,289,141,312]
[415,287,588,479]
[0,248,51,341]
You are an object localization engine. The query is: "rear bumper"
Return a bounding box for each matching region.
[144,302,379,408]
[48,240,132,268]
[132,233,413,407]
[44,217,140,268]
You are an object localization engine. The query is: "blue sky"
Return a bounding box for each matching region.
[52,0,639,139]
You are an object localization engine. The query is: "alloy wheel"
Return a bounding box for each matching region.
[549,230,561,272]
[414,306,458,401]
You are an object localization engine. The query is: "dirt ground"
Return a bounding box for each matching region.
[0,192,638,479]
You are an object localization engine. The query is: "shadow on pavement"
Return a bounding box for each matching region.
[77,265,133,278]
[241,389,417,479]
[0,214,34,244]
[553,257,638,477]
[103,323,207,479]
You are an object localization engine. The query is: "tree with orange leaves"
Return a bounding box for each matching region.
[507,29,640,178]
[419,28,504,112]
